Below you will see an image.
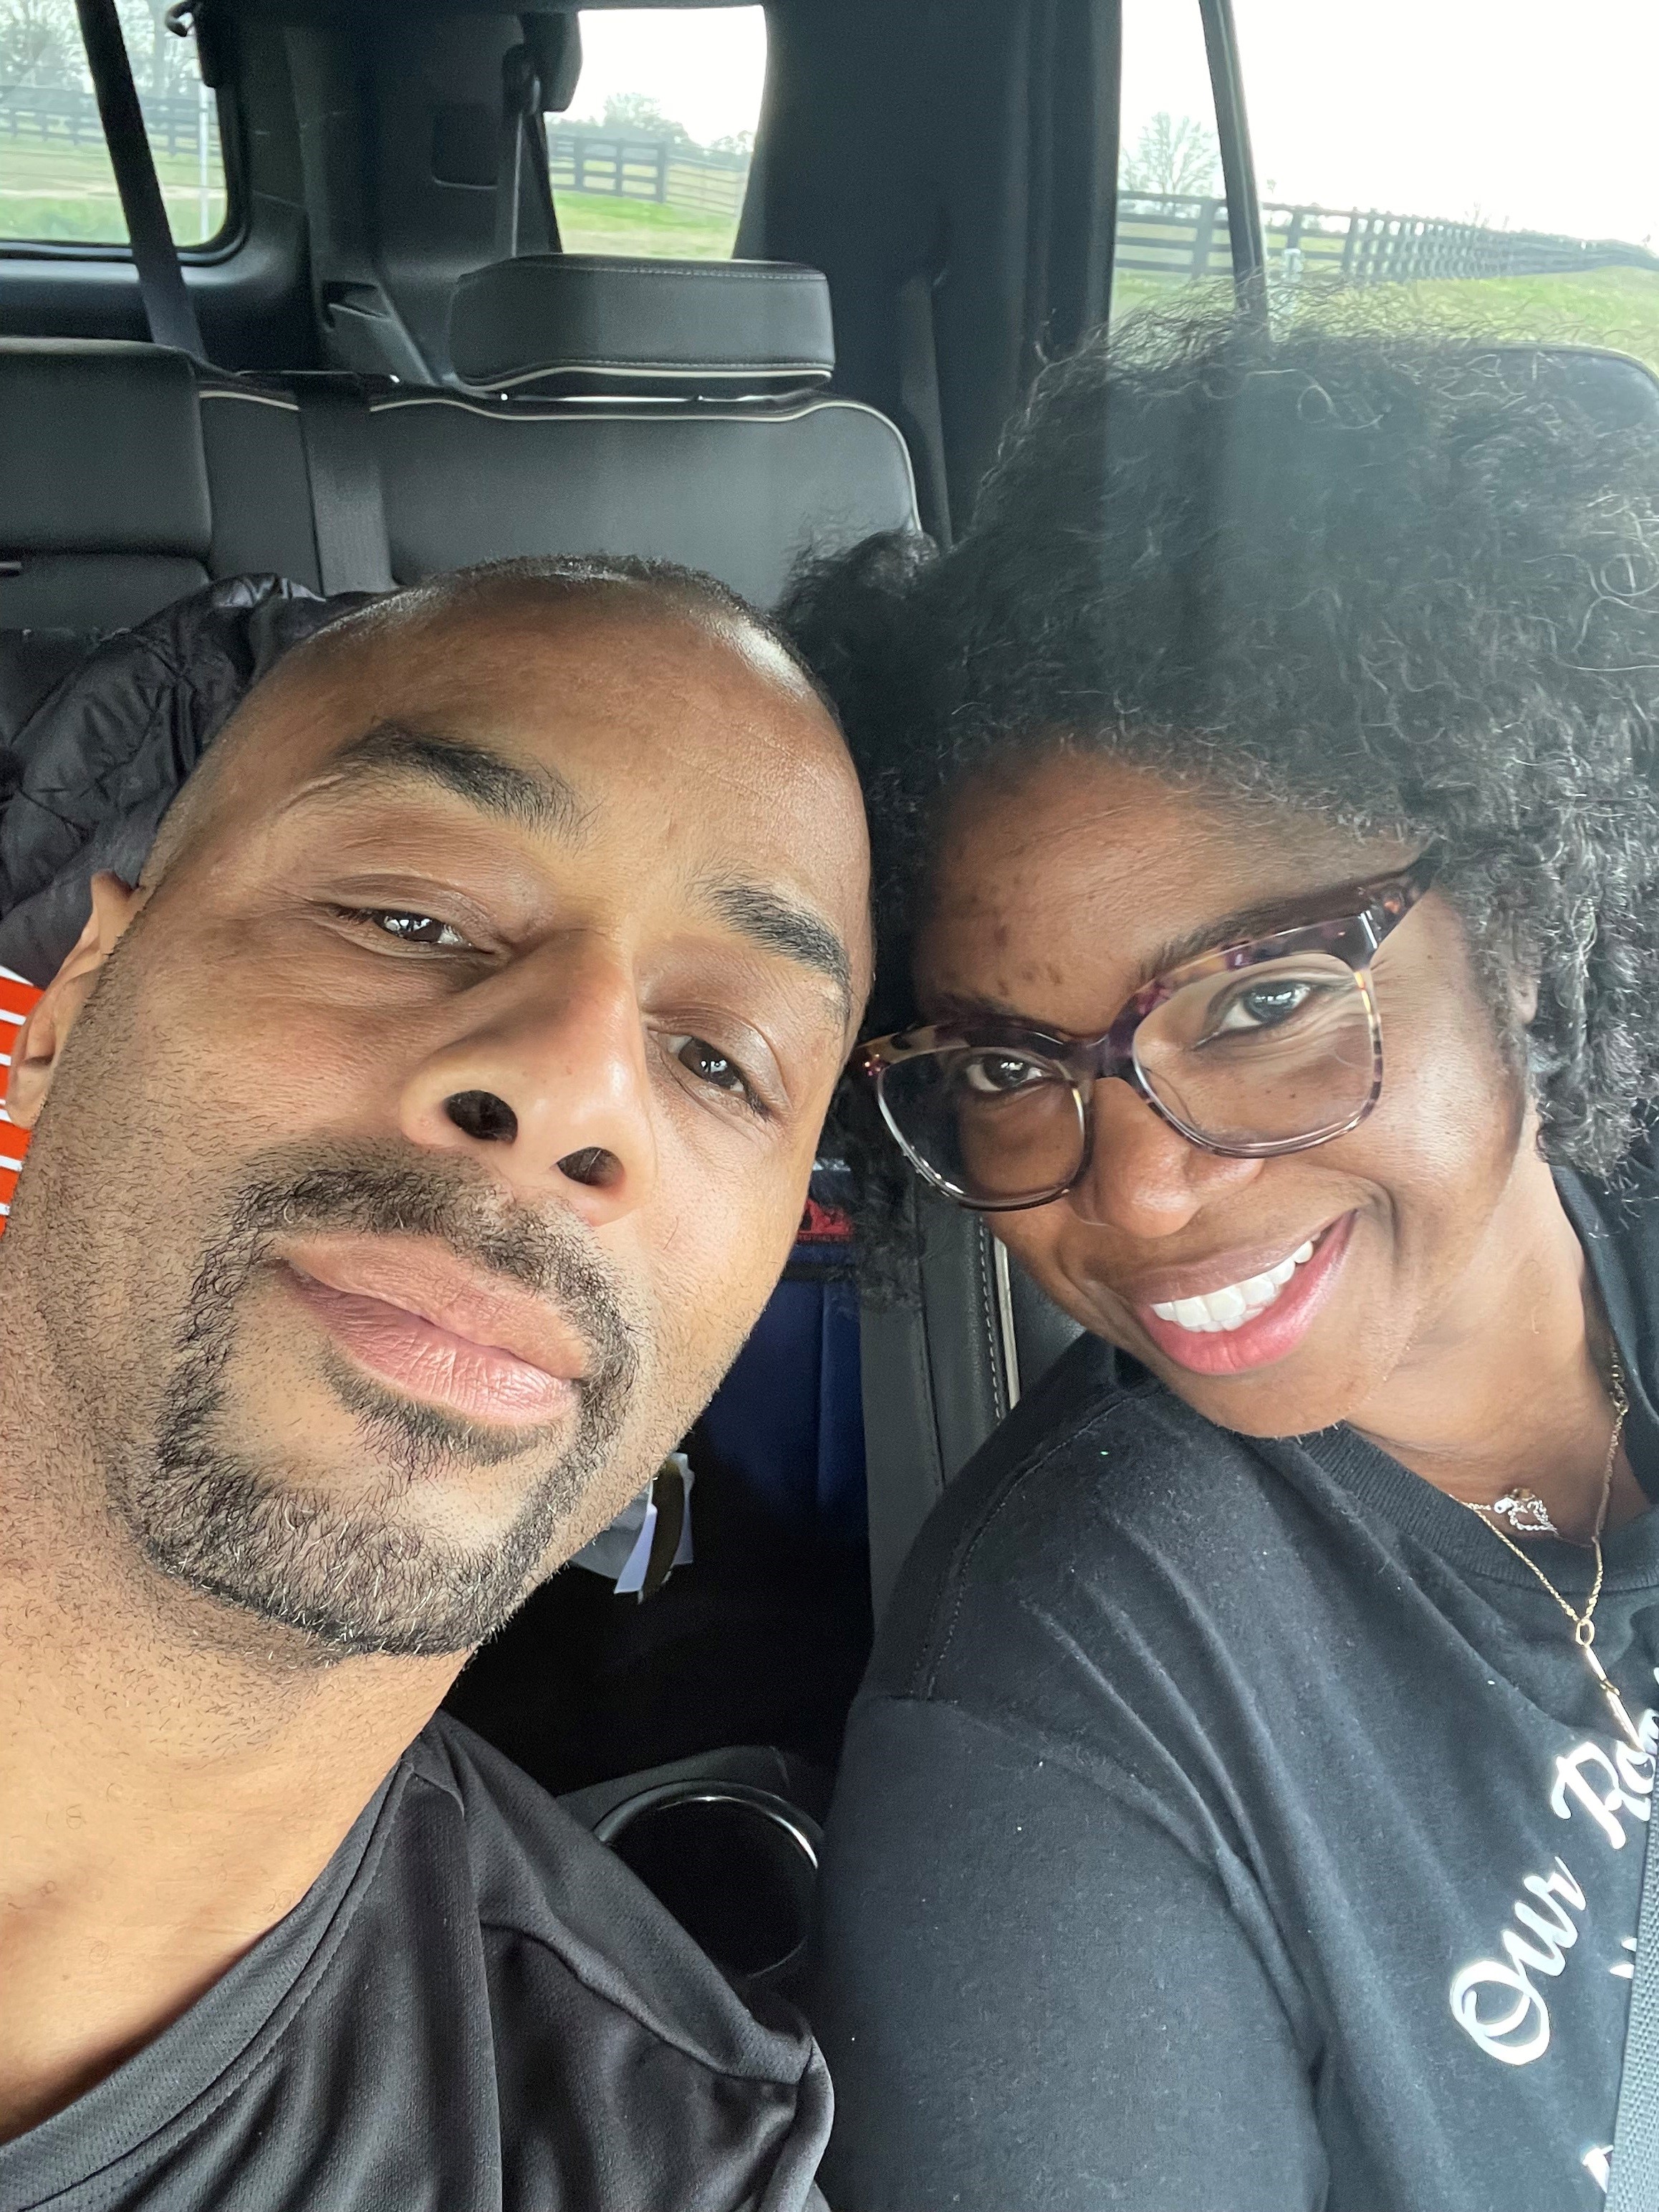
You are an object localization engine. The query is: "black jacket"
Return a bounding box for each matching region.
[0,575,360,986]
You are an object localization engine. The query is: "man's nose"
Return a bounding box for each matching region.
[1069,1076,1263,1236]
[398,937,657,1227]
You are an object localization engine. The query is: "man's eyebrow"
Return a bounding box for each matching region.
[703,879,855,1023]
[312,722,590,841]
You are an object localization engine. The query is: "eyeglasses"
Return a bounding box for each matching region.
[858,857,1435,1214]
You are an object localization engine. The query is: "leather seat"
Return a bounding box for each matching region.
[1,260,915,627]
[0,340,215,630]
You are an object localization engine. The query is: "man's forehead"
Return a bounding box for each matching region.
[212,592,814,813]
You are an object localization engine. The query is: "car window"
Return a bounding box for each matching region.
[1112,0,1228,317]
[0,0,227,248]
[1232,0,1659,371]
[552,5,764,259]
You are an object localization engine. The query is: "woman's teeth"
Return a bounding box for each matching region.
[1150,1241,1317,1333]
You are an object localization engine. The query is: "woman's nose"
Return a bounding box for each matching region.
[398,938,658,1228]
[1068,1075,1263,1236]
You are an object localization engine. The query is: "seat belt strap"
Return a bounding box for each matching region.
[72,0,206,360]
[895,269,953,549]
[295,382,395,596]
[1609,1804,1659,2209]
[494,42,559,262]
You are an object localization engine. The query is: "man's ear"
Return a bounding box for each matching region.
[6,874,146,1132]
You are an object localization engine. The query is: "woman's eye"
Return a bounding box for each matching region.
[668,1034,756,1103]
[959,1052,1048,1095]
[339,908,472,949]
[1212,979,1316,1034]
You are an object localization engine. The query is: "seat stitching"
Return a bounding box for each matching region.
[477,261,819,287]
[476,360,830,390]
[198,388,299,412]
[975,1222,1004,1421]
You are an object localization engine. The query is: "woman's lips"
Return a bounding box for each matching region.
[1133,1212,1357,1377]
[276,1241,585,1427]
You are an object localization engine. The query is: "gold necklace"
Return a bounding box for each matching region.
[1460,1348,1645,1756]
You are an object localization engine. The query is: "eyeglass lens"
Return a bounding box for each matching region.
[882,952,1378,1206]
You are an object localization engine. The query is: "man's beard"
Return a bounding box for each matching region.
[107,1150,642,1660]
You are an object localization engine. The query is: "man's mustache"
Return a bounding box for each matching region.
[211,1143,642,1401]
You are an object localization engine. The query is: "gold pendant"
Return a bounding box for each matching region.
[1478,1487,1559,1537]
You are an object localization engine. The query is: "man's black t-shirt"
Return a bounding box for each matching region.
[810,1144,1659,2212]
[0,1714,830,2212]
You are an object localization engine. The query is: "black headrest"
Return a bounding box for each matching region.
[0,339,211,556]
[1483,342,1659,428]
[448,255,835,396]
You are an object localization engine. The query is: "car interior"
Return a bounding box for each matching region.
[7,0,1659,1996]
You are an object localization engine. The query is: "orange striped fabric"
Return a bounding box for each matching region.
[0,967,42,1231]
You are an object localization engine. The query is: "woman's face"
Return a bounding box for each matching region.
[913,751,1554,1439]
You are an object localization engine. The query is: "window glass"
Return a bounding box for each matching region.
[0,0,226,246]
[1231,0,1659,369]
[1113,0,1228,317]
[552,6,764,259]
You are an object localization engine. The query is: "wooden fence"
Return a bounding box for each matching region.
[0,84,218,160]
[547,128,749,218]
[0,90,749,218]
[1118,192,1659,287]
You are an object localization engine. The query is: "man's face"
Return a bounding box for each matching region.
[5,591,870,1658]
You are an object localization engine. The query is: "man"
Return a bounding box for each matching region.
[0,556,871,2210]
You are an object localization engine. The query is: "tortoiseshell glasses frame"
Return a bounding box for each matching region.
[857,856,1436,1213]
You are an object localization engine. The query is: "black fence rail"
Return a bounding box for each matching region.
[1118,192,1659,286]
[1,82,218,158]
[547,128,749,217]
[0,90,749,219]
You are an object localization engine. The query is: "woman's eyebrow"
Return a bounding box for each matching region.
[923,877,1375,1035]
[1134,876,1365,987]
[920,986,1031,1025]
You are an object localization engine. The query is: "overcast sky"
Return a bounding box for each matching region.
[566,7,767,145]
[568,2,1658,250]
[1133,0,1659,246]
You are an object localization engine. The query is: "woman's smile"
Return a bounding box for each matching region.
[1132,1212,1355,1375]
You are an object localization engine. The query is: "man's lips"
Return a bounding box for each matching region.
[1130,1213,1357,1378]
[275,1234,588,1427]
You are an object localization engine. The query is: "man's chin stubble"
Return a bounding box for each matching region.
[117,1362,610,1661]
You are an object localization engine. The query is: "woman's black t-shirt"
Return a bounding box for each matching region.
[810,1139,1659,2212]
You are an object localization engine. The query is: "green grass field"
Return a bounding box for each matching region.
[552,188,739,259]
[1112,264,1659,375]
[1,137,727,256]
[1,127,226,244]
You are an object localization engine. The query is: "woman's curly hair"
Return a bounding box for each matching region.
[786,304,1659,1260]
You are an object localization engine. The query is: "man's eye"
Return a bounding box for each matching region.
[666,1034,759,1107]
[337,908,471,949]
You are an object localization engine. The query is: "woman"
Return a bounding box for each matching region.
[792,317,1659,2211]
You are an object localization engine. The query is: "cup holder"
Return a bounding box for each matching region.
[595,1780,822,1990]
